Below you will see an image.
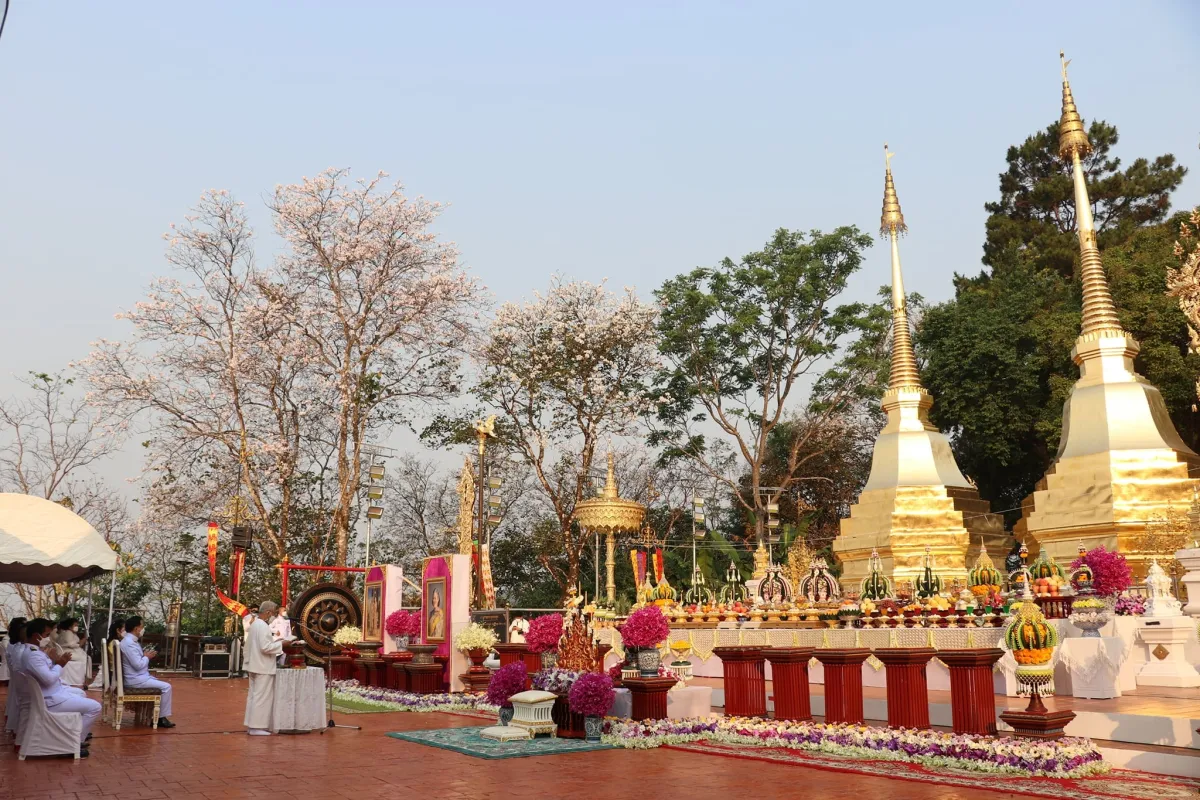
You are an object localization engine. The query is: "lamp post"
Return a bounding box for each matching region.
[173,557,190,670]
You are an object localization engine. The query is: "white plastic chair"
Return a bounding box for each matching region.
[16,674,81,760]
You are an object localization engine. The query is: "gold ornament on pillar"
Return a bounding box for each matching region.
[573,452,646,604]
[455,456,475,556]
[834,145,1006,591]
[1014,53,1200,578]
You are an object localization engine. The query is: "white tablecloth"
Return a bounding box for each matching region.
[272,667,326,733]
[1059,637,1126,699]
[609,684,713,720]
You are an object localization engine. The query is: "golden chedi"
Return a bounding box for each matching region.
[1014,54,1200,577]
[835,147,1006,590]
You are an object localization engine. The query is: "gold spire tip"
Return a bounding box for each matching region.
[879,144,907,238]
[1057,50,1091,161]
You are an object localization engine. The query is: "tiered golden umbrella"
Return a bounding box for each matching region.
[575,453,646,603]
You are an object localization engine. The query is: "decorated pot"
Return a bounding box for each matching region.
[584,715,603,743]
[1005,601,1058,666]
[636,647,662,677]
[392,635,410,652]
[499,706,515,726]
[1068,600,1112,639]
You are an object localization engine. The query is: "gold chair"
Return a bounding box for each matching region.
[108,639,161,730]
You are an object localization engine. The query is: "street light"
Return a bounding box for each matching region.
[173,557,190,670]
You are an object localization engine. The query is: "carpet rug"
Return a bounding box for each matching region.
[387,726,612,759]
[664,741,1200,800]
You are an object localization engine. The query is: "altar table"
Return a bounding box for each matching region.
[611,685,713,719]
[1058,638,1127,699]
[272,667,327,733]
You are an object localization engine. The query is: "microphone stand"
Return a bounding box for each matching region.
[292,621,360,732]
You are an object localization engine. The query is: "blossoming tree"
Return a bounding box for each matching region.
[473,278,660,594]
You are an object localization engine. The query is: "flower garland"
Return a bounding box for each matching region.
[331,680,498,714]
[601,717,1108,778]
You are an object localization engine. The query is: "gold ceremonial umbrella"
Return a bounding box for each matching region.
[575,453,645,603]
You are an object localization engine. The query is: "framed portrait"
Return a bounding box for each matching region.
[363,580,383,642]
[424,577,447,643]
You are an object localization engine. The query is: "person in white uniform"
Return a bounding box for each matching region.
[243,601,286,735]
[3,618,27,736]
[54,618,90,687]
[268,608,291,666]
[119,616,176,728]
[24,618,101,757]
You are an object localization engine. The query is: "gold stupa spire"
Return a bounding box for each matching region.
[881,145,921,390]
[1058,51,1122,335]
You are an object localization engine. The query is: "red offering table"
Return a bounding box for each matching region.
[552,694,586,738]
[330,655,353,682]
[623,676,678,721]
[813,648,870,725]
[405,663,443,695]
[937,648,1003,736]
[594,642,612,671]
[712,646,767,717]
[494,643,527,671]
[764,647,814,721]
[382,652,413,690]
[873,648,935,730]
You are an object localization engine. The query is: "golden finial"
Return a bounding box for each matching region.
[879,143,908,238]
[880,146,920,389]
[602,451,618,499]
[1058,50,1092,160]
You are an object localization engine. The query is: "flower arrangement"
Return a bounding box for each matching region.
[620,605,670,648]
[332,625,362,647]
[331,680,496,714]
[531,667,583,694]
[385,609,421,638]
[525,613,563,654]
[485,662,527,709]
[607,662,625,682]
[1114,593,1146,616]
[1069,547,1132,597]
[1070,597,1107,610]
[453,622,499,653]
[602,717,1108,778]
[568,672,615,718]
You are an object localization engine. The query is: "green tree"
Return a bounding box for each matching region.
[652,227,886,550]
[919,118,1195,522]
[983,120,1185,277]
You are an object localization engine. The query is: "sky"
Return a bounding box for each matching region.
[1,0,1199,495]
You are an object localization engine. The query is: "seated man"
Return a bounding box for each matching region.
[23,618,101,757]
[118,616,175,729]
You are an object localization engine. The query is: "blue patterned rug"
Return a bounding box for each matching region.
[386,726,612,759]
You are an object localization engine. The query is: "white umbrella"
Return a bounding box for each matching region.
[0,493,118,584]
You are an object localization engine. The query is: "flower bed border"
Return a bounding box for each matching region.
[601,717,1108,779]
[332,679,498,714]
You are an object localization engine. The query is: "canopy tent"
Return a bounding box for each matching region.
[0,493,118,584]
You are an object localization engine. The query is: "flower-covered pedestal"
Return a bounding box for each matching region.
[938,648,1004,736]
[712,646,767,717]
[763,647,813,722]
[813,648,871,725]
[873,647,935,730]
[623,676,677,721]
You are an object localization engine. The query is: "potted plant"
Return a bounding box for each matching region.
[486,662,527,726]
[453,622,499,674]
[333,625,362,656]
[385,609,420,651]
[568,672,615,743]
[620,606,670,677]
[526,613,564,669]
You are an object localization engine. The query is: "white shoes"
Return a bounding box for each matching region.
[247,728,272,736]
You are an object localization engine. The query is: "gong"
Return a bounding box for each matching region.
[289,582,361,660]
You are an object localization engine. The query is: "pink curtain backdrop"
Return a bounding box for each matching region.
[421,557,451,688]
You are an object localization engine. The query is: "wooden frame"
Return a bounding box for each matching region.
[424,577,447,643]
[363,580,383,642]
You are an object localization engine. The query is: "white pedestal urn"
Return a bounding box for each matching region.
[1177,547,1200,617]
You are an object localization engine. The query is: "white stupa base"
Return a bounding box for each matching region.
[1135,616,1200,688]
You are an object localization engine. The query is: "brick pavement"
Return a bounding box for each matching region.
[2,677,1027,800]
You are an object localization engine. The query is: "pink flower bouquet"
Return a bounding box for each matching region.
[620,606,670,648]
[486,662,527,709]
[526,613,564,654]
[1070,547,1132,597]
[568,672,615,718]
[385,609,421,638]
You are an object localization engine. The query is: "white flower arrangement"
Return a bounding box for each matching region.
[331,680,497,714]
[332,625,362,647]
[453,621,499,653]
